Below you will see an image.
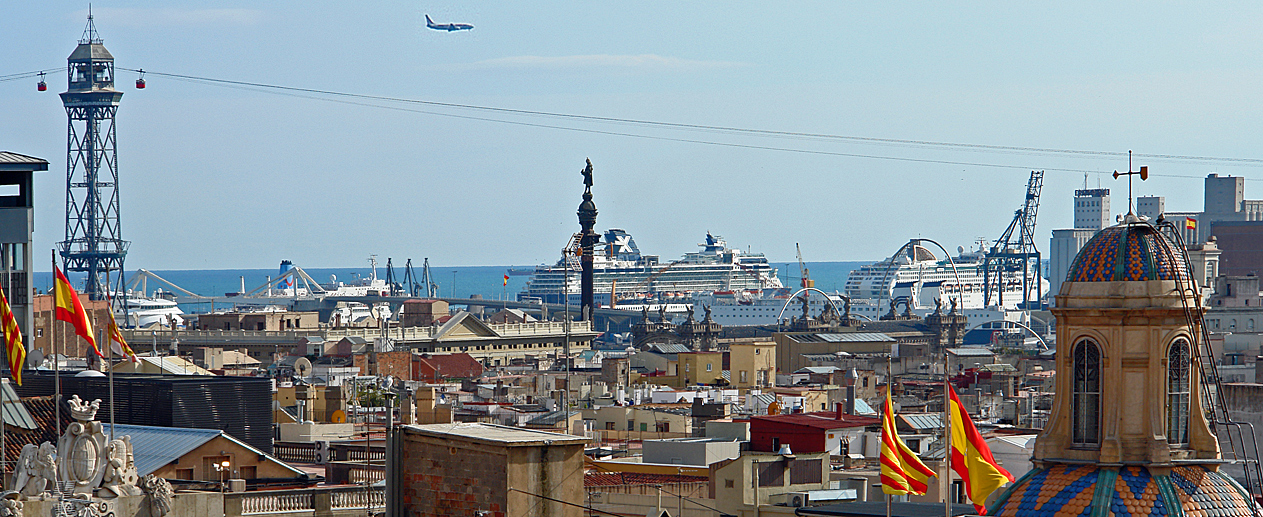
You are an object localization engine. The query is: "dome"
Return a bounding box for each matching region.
[1067,222,1186,283]
[988,464,1259,517]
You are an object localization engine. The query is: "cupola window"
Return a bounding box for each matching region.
[1072,339,1101,446]
[1168,340,1192,446]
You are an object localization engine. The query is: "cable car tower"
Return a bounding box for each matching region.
[58,13,129,299]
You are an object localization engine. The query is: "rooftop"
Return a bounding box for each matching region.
[404,422,589,446]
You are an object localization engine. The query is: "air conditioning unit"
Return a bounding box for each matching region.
[315,440,330,464]
[777,492,810,508]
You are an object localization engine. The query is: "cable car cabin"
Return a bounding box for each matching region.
[37,81,46,92]
[135,78,145,89]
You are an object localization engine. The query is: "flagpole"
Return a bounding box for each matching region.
[944,349,951,517]
[887,355,893,517]
[105,271,115,442]
[51,249,59,438]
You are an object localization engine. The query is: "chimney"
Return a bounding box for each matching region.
[835,402,843,420]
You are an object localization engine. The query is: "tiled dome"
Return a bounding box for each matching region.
[1067,223,1186,283]
[988,465,1260,517]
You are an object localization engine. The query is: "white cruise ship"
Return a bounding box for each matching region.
[844,240,1048,318]
[518,230,783,306]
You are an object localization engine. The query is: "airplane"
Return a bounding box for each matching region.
[425,14,473,32]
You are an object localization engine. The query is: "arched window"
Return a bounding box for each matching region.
[1168,340,1191,446]
[1072,339,1101,446]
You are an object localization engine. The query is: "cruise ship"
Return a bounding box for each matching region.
[843,240,1048,319]
[518,230,783,306]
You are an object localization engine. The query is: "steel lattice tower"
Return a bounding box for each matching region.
[59,14,128,299]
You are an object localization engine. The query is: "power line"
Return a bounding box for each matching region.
[112,67,1263,169]
[130,71,1225,181]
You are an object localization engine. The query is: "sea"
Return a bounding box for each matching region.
[33,261,870,312]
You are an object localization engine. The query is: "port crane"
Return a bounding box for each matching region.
[401,258,439,298]
[982,170,1044,309]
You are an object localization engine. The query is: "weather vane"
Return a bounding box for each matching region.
[1112,150,1148,216]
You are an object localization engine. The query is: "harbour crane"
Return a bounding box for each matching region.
[983,170,1044,309]
[796,243,813,288]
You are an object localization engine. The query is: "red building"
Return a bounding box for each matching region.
[749,408,878,454]
[414,353,484,382]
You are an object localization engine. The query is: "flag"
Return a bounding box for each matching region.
[0,282,25,386]
[107,310,138,362]
[503,274,510,286]
[949,386,1014,514]
[54,267,101,357]
[880,388,936,495]
[1186,218,1197,231]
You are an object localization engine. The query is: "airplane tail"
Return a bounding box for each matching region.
[425,14,434,25]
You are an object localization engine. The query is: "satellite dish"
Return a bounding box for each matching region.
[380,376,394,389]
[958,246,965,254]
[26,349,44,369]
[295,357,312,379]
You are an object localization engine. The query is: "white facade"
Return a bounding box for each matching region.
[1048,228,1094,299]
[1137,196,1165,221]
[1074,188,1111,230]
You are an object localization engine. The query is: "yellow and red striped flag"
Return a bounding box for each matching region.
[949,386,1014,514]
[1186,218,1197,231]
[881,387,936,495]
[0,282,25,386]
[106,310,139,362]
[54,267,101,358]
[503,274,510,286]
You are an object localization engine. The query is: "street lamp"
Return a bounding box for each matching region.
[215,459,231,492]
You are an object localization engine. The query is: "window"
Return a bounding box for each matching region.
[605,422,615,430]
[863,377,869,388]
[1072,339,1101,446]
[640,423,647,432]
[1168,340,1191,446]
[725,479,734,488]
[790,459,823,484]
[706,363,712,372]
[756,462,784,487]
[655,422,670,432]
[740,370,748,383]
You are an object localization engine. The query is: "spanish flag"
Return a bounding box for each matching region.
[949,386,1013,514]
[1186,218,1197,231]
[881,388,936,495]
[54,267,101,358]
[0,282,25,386]
[503,274,510,286]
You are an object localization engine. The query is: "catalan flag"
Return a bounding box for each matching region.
[107,310,138,362]
[949,386,1014,514]
[54,267,101,357]
[880,387,936,495]
[0,282,25,386]
[1186,218,1197,231]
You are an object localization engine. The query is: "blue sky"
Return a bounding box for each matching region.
[4,2,1263,269]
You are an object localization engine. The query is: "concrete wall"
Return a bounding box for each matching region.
[642,438,740,466]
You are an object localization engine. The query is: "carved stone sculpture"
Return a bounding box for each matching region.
[0,492,23,517]
[100,436,142,497]
[140,475,173,517]
[11,443,56,497]
[58,395,108,495]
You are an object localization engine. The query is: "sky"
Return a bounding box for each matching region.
[3,2,1263,270]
